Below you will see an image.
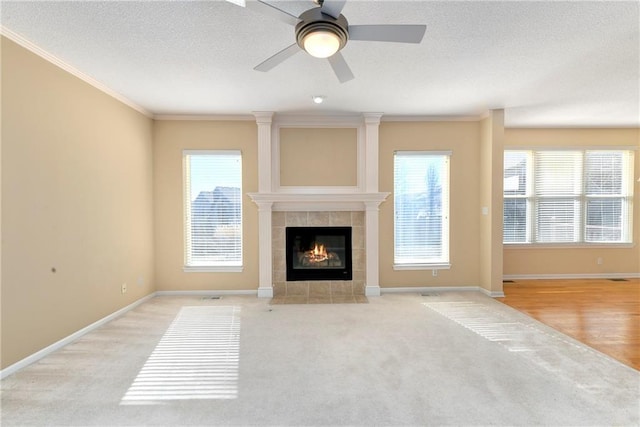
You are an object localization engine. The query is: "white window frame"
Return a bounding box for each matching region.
[503,148,635,247]
[183,150,243,272]
[393,151,451,270]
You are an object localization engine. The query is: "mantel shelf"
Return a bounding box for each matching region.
[247,192,390,211]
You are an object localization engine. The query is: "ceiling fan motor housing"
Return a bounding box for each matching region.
[295,8,349,52]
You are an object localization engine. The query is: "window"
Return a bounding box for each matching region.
[394,151,450,268]
[183,150,242,270]
[503,149,634,245]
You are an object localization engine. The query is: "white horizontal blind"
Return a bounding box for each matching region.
[394,152,450,265]
[184,151,242,267]
[503,149,634,244]
[534,151,583,243]
[584,150,633,242]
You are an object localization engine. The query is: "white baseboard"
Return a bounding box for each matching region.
[479,288,506,298]
[503,272,640,281]
[381,286,477,294]
[0,293,155,380]
[365,285,381,297]
[155,290,258,296]
[380,286,504,297]
[257,287,273,298]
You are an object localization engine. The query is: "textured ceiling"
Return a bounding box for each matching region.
[1,0,638,127]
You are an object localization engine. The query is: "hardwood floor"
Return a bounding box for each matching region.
[497,278,640,371]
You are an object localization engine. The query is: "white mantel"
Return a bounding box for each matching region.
[247,192,389,212]
[248,112,388,298]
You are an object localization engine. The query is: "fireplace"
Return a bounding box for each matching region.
[286,226,352,281]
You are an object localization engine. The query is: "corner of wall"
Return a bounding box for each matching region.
[479,110,504,295]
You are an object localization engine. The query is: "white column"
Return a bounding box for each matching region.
[256,201,274,298]
[253,112,274,298]
[363,114,383,296]
[364,201,381,296]
[254,112,274,193]
[363,113,383,193]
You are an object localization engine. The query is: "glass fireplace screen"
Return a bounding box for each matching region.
[285,226,353,281]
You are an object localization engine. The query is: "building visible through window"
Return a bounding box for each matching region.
[183,150,242,270]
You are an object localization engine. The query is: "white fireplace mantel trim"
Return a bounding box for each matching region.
[247,192,389,212]
[251,112,386,298]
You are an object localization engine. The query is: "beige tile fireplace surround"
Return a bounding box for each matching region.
[271,211,366,303]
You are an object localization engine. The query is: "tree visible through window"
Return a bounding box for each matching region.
[184,151,242,269]
[503,151,529,243]
[394,151,450,266]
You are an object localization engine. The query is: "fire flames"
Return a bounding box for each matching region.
[306,243,329,263]
[298,241,341,267]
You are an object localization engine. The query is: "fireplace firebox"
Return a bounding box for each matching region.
[286,226,352,281]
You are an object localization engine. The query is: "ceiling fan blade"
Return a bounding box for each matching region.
[328,52,354,83]
[254,43,302,72]
[348,24,427,43]
[320,0,346,19]
[245,0,301,26]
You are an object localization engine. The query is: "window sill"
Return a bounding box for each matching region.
[504,243,635,250]
[184,266,244,273]
[394,263,451,271]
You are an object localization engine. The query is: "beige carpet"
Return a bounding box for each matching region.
[1,292,638,426]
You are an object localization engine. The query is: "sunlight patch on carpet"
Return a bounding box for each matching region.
[422,300,615,388]
[120,306,240,405]
[423,301,533,350]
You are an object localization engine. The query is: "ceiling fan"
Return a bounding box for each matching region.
[230,0,426,83]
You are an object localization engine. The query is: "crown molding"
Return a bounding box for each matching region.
[1,26,152,118]
[153,114,255,121]
[381,114,487,122]
[504,124,640,129]
[273,112,366,126]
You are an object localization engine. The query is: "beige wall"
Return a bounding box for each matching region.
[504,128,640,276]
[1,37,155,369]
[379,121,482,288]
[279,127,357,187]
[153,120,259,291]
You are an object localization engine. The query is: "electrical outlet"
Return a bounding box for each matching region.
[597,257,603,265]
[121,283,127,294]
[432,269,438,277]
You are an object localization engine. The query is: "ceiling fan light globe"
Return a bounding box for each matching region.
[303,30,341,58]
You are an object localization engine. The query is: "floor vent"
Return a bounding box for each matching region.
[203,296,222,300]
[421,293,440,297]
[608,278,629,282]
[503,280,515,283]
